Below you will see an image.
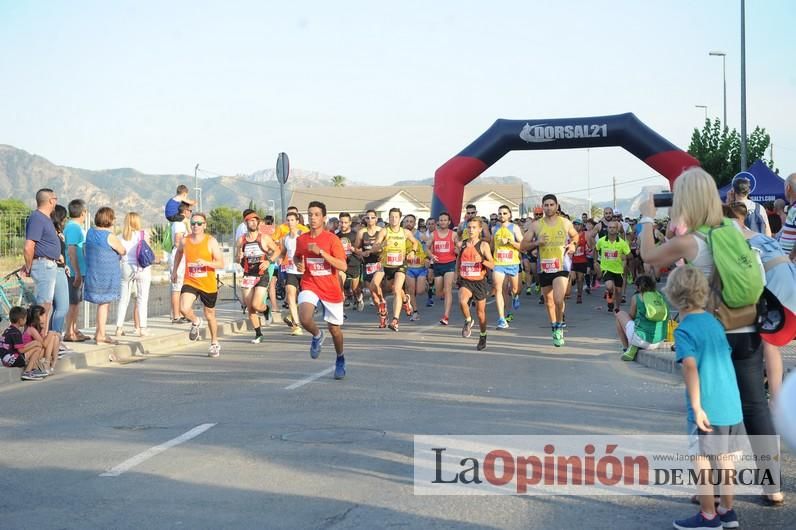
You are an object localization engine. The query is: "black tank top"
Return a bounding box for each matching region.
[361,229,380,264]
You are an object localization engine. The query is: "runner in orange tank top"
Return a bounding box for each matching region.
[456,217,495,351]
[171,213,226,357]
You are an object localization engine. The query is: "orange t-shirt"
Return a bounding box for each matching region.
[183,235,217,293]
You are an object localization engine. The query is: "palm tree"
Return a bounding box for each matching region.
[331,175,346,187]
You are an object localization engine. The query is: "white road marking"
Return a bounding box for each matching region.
[99,423,217,477]
[285,366,335,390]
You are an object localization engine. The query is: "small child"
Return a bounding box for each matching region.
[165,184,196,223]
[1,306,48,381]
[23,305,60,375]
[665,266,743,530]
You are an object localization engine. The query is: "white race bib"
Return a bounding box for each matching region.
[187,262,208,278]
[306,257,331,277]
[540,258,561,273]
[386,251,403,266]
[365,262,382,275]
[460,261,482,279]
[241,275,258,289]
[496,249,514,261]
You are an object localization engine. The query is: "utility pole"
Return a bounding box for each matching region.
[740,0,748,170]
[587,148,592,214]
[194,163,202,212]
[612,177,617,210]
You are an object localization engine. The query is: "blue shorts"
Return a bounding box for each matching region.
[493,264,519,277]
[432,261,456,276]
[31,258,58,304]
[406,267,427,280]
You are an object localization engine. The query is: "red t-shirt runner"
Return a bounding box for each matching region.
[294,230,346,304]
[572,237,589,264]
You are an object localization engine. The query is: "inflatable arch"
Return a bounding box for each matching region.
[431,113,699,222]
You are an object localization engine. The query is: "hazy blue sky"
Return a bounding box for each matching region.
[1,0,794,201]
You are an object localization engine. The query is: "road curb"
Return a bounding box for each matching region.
[635,344,676,374]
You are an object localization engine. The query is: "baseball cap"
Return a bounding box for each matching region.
[760,291,796,347]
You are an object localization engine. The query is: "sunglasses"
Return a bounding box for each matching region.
[190,221,205,226]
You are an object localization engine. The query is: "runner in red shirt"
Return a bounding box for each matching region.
[569,219,589,304]
[294,201,349,380]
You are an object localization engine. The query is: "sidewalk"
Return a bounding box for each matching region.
[0,301,269,388]
[633,341,796,375]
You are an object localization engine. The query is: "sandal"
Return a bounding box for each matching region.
[94,337,120,346]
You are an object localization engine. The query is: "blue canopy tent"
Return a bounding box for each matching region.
[719,159,785,203]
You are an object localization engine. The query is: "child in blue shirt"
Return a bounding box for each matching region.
[165,184,196,222]
[665,265,744,530]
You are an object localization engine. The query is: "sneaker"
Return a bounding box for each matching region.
[525,286,532,296]
[718,509,739,529]
[621,345,639,361]
[403,296,413,317]
[378,301,387,316]
[172,318,181,324]
[426,297,434,307]
[496,318,509,330]
[512,295,520,311]
[672,511,722,530]
[344,297,351,308]
[477,333,487,351]
[291,326,304,336]
[20,370,45,381]
[576,295,583,304]
[621,295,627,304]
[538,296,544,305]
[357,296,365,312]
[462,318,474,338]
[409,311,420,322]
[439,315,449,326]
[552,327,564,347]
[594,280,601,289]
[505,313,514,323]
[334,355,346,380]
[607,302,615,312]
[284,315,295,328]
[585,286,591,295]
[378,313,387,328]
[534,284,541,294]
[251,335,264,344]
[208,343,221,358]
[388,318,399,332]
[188,318,203,341]
[310,330,325,359]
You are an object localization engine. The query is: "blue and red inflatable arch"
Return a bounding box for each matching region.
[431,113,699,222]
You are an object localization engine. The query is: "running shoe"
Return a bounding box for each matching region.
[439,315,449,326]
[291,326,304,336]
[552,327,564,347]
[284,315,295,328]
[208,343,221,358]
[505,313,514,323]
[356,296,365,312]
[585,286,591,295]
[534,284,541,294]
[334,355,346,380]
[621,345,639,361]
[378,313,387,328]
[718,509,739,529]
[188,318,203,341]
[20,370,45,381]
[378,300,387,316]
[525,287,532,296]
[388,318,399,332]
[426,296,434,307]
[409,311,420,322]
[512,294,520,311]
[497,317,509,330]
[251,335,264,344]
[621,295,627,304]
[672,511,721,529]
[462,318,474,338]
[344,297,352,308]
[477,333,487,351]
[310,330,325,359]
[403,295,413,317]
[576,295,583,304]
[538,296,544,305]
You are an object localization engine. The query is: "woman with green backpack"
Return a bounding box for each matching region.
[615,274,668,361]
[639,167,784,506]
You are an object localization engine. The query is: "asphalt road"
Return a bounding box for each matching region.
[1,290,793,529]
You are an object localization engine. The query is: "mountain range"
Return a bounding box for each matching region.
[0,144,662,221]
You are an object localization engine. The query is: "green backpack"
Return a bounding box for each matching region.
[696,219,764,308]
[641,291,669,322]
[161,225,173,253]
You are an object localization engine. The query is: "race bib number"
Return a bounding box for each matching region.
[460,261,482,279]
[496,249,514,261]
[341,239,352,256]
[406,254,422,267]
[365,262,382,275]
[241,275,259,289]
[574,245,585,257]
[280,258,294,273]
[306,257,331,277]
[386,251,403,266]
[604,250,619,260]
[187,262,208,278]
[540,258,561,273]
[433,240,450,254]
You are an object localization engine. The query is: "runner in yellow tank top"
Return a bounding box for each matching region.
[372,208,421,331]
[491,205,524,329]
[171,213,226,357]
[520,194,579,347]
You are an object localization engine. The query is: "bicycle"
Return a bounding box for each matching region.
[0,268,36,322]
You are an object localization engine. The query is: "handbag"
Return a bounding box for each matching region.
[136,230,156,268]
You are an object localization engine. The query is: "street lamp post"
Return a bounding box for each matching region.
[739,0,748,170]
[194,163,203,212]
[709,51,727,128]
[695,105,708,122]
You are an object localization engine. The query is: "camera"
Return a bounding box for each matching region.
[653,192,673,208]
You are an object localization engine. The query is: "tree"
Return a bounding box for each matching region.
[687,119,776,187]
[208,206,239,239]
[0,198,30,214]
[331,175,346,187]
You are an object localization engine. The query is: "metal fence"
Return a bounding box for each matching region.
[0,212,30,258]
